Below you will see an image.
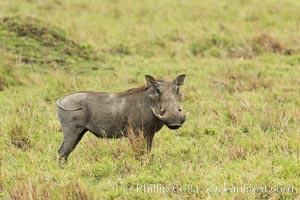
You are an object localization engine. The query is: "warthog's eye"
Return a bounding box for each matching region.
[155,87,161,95]
[149,87,161,100]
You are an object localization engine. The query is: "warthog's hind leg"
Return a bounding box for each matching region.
[58,127,87,165]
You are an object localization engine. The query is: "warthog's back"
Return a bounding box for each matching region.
[57,91,136,138]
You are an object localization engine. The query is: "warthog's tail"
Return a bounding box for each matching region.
[56,98,82,111]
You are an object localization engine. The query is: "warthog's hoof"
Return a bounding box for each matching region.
[58,156,68,168]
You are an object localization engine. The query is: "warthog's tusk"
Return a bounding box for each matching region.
[185,112,189,116]
[151,106,164,120]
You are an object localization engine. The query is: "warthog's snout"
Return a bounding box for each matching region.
[159,107,186,129]
[165,113,186,130]
[167,124,182,130]
[152,105,187,130]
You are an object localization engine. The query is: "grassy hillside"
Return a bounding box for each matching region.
[0,0,300,199]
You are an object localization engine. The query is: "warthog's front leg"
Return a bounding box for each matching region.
[146,132,155,152]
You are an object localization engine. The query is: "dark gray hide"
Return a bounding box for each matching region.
[57,74,186,162]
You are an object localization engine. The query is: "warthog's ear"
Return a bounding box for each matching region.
[145,75,159,88]
[174,74,186,86]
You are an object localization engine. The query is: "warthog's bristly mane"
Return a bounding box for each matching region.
[117,85,149,96]
[117,80,166,96]
[70,80,166,97]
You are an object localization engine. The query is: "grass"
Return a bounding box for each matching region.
[0,0,300,199]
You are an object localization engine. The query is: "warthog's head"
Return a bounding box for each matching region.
[146,74,187,130]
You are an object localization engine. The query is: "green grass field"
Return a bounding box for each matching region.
[0,0,300,199]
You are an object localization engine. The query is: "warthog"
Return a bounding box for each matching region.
[57,74,187,162]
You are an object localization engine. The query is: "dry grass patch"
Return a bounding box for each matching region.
[127,125,147,158]
[227,145,248,160]
[10,179,92,200]
[259,106,292,133]
[211,68,272,93]
[251,33,293,55]
[9,122,31,151]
